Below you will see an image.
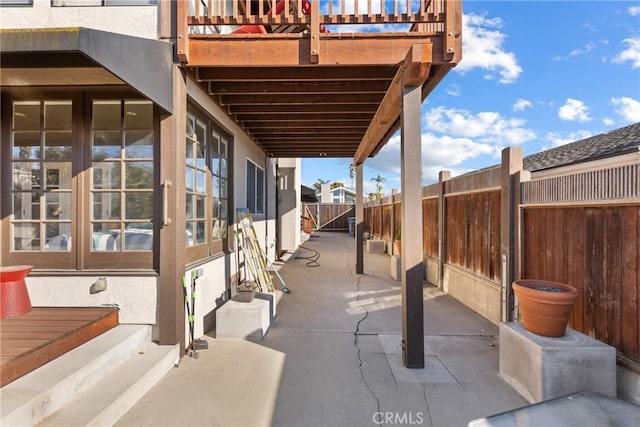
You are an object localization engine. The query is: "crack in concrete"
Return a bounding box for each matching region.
[353,274,381,415]
[422,383,434,426]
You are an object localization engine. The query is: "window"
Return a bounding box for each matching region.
[185,106,231,260]
[10,101,73,252]
[91,100,154,252]
[0,0,33,6]
[246,159,264,214]
[2,94,155,270]
[51,0,156,6]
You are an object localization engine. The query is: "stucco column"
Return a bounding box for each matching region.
[400,84,424,368]
[355,163,364,275]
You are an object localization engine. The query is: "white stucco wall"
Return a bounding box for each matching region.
[0,0,158,39]
[277,157,301,252]
[26,275,157,324]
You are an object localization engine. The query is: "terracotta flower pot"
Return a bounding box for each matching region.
[512,279,579,337]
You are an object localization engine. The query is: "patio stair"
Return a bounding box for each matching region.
[0,324,179,427]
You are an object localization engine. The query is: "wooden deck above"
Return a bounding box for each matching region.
[0,307,119,387]
[179,0,462,162]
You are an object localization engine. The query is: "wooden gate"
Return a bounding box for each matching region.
[303,203,355,232]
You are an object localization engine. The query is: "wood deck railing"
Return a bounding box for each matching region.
[187,0,445,28]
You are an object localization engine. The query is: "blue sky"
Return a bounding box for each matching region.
[301,0,640,195]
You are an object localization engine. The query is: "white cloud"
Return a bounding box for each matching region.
[545,130,594,149]
[446,84,461,97]
[613,37,640,69]
[455,13,522,84]
[629,6,640,16]
[513,98,532,111]
[569,41,596,56]
[603,118,615,126]
[610,97,640,122]
[369,133,495,183]
[558,98,592,122]
[425,106,536,145]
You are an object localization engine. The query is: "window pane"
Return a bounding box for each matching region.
[93,131,121,159]
[212,197,219,218]
[125,161,153,189]
[11,162,40,190]
[220,158,227,178]
[195,170,206,193]
[196,221,206,244]
[123,226,153,251]
[125,131,153,158]
[195,119,206,145]
[212,176,220,199]
[12,223,39,251]
[257,168,264,213]
[93,101,121,129]
[186,167,194,192]
[93,192,120,220]
[46,192,71,220]
[186,194,194,219]
[44,101,72,130]
[13,102,40,130]
[195,143,205,169]
[196,195,205,219]
[44,131,72,159]
[13,132,40,159]
[91,224,119,251]
[210,152,220,176]
[12,192,37,219]
[220,178,227,198]
[247,161,255,212]
[185,222,194,247]
[45,223,72,251]
[45,162,72,189]
[124,101,153,129]
[186,138,194,165]
[219,199,227,219]
[125,192,153,219]
[93,162,121,189]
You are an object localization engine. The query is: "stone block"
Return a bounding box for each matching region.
[216,299,270,340]
[390,255,401,281]
[499,322,616,403]
[366,239,385,254]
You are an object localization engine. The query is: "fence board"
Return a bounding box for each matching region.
[522,205,640,363]
[422,198,438,257]
[382,204,392,240]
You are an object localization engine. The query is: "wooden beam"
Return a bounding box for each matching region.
[444,0,462,62]
[187,37,437,67]
[236,112,375,121]
[354,43,432,165]
[220,93,383,105]
[177,0,189,62]
[243,120,370,128]
[209,80,390,94]
[230,104,379,114]
[196,66,397,82]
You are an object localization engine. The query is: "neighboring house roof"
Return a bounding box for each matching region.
[523,122,640,172]
[301,185,318,203]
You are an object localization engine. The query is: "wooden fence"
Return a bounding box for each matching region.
[363,149,640,368]
[303,203,354,231]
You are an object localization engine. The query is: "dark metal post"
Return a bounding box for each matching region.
[356,163,364,274]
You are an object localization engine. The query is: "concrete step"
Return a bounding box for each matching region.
[38,342,179,427]
[1,325,152,426]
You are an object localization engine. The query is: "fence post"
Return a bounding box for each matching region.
[438,170,450,290]
[500,147,523,323]
[512,169,530,320]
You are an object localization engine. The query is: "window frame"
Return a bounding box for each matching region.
[1,89,158,271]
[0,0,33,7]
[184,102,233,266]
[246,159,265,215]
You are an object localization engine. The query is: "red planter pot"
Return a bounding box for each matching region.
[513,279,579,337]
[0,265,33,319]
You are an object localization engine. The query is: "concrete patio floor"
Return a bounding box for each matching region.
[117,232,528,427]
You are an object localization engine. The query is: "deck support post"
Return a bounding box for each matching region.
[400,83,424,368]
[356,162,364,275]
[158,66,187,353]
